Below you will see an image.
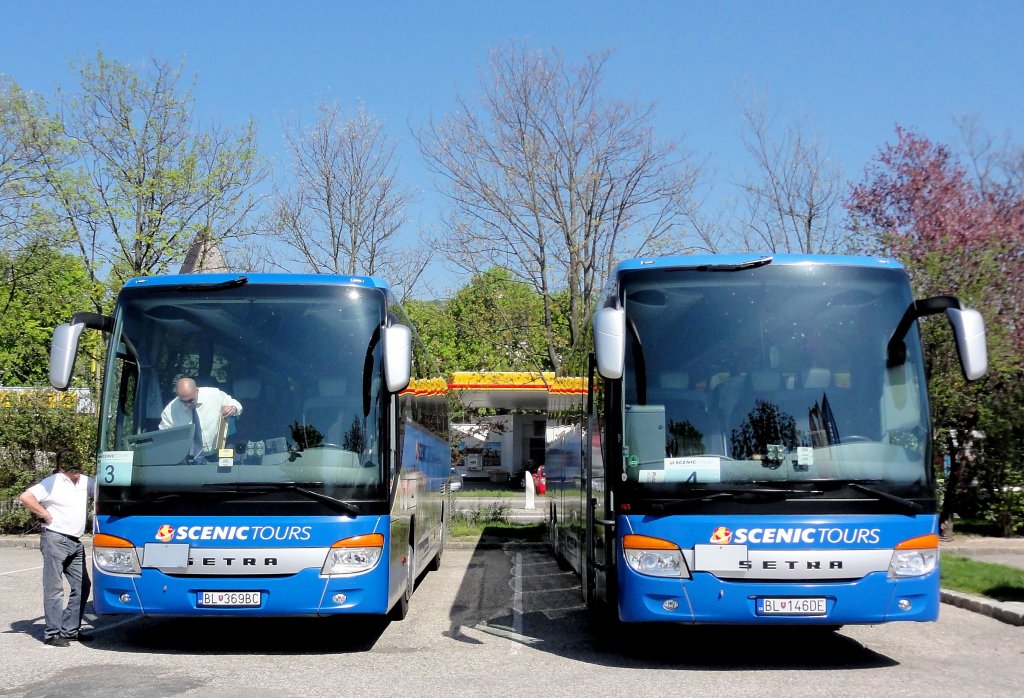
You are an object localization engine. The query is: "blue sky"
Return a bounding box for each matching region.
[3,1,1023,296]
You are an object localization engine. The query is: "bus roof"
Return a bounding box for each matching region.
[122,273,391,290]
[614,253,905,274]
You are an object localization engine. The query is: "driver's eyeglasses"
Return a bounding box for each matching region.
[179,397,197,405]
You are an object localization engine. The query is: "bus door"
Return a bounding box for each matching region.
[584,357,615,612]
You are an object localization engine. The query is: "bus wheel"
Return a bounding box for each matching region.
[391,545,414,621]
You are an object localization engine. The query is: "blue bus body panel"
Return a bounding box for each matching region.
[617,514,939,624]
[93,515,391,616]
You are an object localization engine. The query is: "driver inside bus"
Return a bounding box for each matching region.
[159,377,243,464]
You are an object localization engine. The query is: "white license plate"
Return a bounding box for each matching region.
[198,591,262,607]
[758,597,827,615]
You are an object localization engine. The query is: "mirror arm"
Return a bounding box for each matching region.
[71,311,114,332]
[886,295,960,367]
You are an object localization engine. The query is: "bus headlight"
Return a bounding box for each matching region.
[622,534,689,578]
[888,534,939,578]
[322,533,384,576]
[93,533,141,575]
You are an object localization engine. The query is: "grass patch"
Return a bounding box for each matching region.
[941,555,1024,602]
[448,502,547,542]
[449,521,547,542]
[451,488,525,498]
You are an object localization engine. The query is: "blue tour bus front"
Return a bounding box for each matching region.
[92,516,393,616]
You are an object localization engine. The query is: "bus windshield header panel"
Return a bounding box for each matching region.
[97,283,389,515]
[618,263,934,513]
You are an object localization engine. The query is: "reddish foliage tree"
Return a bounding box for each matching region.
[847,126,1024,353]
[847,126,1024,537]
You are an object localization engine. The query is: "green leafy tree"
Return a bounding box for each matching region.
[446,267,554,373]
[406,268,560,375]
[0,392,96,533]
[1,79,39,247]
[35,52,269,297]
[0,244,99,386]
[404,300,458,375]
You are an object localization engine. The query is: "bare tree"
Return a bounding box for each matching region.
[35,53,270,295]
[732,97,849,254]
[418,44,703,373]
[954,113,1024,198]
[272,102,426,300]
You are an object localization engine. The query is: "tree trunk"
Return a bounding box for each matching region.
[939,430,965,540]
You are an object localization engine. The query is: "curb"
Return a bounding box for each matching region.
[940,588,1024,627]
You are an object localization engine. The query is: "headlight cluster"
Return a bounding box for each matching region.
[93,533,141,575]
[622,534,689,578]
[321,533,384,576]
[888,533,939,578]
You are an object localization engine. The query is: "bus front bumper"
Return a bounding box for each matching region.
[616,568,940,624]
[92,565,391,616]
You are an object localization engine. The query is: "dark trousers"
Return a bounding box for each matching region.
[40,530,90,639]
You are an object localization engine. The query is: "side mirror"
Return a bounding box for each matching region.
[49,322,86,390]
[947,307,988,381]
[593,307,626,379]
[383,324,412,393]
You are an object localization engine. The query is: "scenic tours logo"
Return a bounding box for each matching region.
[709,526,732,544]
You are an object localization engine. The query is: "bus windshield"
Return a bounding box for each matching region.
[619,264,932,503]
[97,282,388,512]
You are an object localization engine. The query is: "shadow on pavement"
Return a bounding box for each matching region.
[111,615,389,655]
[446,528,898,670]
[9,611,389,655]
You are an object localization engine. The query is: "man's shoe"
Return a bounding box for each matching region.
[43,636,70,647]
[68,631,93,642]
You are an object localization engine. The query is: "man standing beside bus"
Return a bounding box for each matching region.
[19,464,93,646]
[159,377,242,464]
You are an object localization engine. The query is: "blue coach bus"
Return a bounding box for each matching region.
[49,273,449,619]
[550,254,988,625]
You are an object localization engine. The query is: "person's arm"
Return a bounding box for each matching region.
[221,392,242,417]
[158,400,175,429]
[18,489,52,525]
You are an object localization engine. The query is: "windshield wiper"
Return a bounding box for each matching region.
[216,482,360,516]
[846,482,923,514]
[650,492,736,513]
[649,486,827,514]
[110,490,250,513]
[164,276,249,292]
[692,256,773,272]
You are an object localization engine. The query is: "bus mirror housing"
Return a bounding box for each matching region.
[383,323,412,393]
[49,312,114,390]
[594,307,626,379]
[49,322,87,390]
[947,307,987,381]
[888,296,987,382]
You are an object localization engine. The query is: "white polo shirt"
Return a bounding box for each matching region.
[28,472,92,539]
